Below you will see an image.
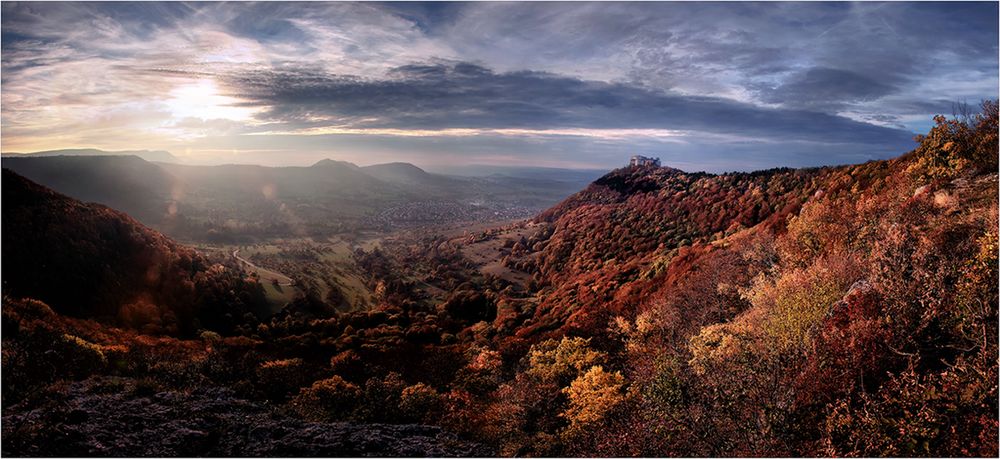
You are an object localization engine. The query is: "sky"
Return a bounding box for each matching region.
[1,1,997,172]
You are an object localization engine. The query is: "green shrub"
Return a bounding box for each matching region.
[356,372,407,422]
[59,334,108,375]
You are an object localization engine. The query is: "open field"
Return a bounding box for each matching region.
[233,248,297,311]
[218,237,378,312]
[454,222,541,287]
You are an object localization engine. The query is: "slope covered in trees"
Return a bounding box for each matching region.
[514,163,828,340]
[238,104,997,456]
[1,170,267,335]
[2,105,997,457]
[1,155,179,225]
[468,101,999,456]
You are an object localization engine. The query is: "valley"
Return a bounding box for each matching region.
[1,154,593,316]
[2,155,596,245]
[2,106,998,457]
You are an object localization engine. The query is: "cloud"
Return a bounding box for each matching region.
[1,1,996,170]
[224,61,916,147]
[759,67,898,110]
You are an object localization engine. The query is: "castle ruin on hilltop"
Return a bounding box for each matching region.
[629,155,661,167]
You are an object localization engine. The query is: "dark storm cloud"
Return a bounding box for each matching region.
[226,62,915,146]
[760,67,899,110]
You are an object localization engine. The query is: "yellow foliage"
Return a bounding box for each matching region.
[259,357,303,369]
[688,255,859,376]
[955,224,999,343]
[62,334,108,365]
[780,201,846,267]
[199,330,222,343]
[907,101,998,181]
[747,256,859,351]
[291,375,362,421]
[561,366,626,429]
[687,323,752,375]
[400,383,443,421]
[526,336,604,384]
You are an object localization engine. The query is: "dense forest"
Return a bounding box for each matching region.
[2,104,998,456]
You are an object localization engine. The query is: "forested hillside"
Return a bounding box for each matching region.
[2,105,997,456]
[517,163,828,340]
[1,170,267,335]
[520,103,999,456]
[345,102,999,456]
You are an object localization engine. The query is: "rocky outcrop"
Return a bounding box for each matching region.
[2,378,493,457]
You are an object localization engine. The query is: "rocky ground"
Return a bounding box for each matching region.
[2,377,493,457]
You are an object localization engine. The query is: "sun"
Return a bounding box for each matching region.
[165,79,257,122]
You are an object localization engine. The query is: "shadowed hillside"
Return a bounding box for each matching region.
[1,155,178,225]
[1,170,267,335]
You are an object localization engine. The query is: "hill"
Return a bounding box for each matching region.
[1,155,179,225]
[361,162,438,185]
[311,158,362,169]
[452,102,999,456]
[335,103,997,456]
[1,169,266,334]
[4,148,180,163]
[2,156,598,241]
[503,163,836,338]
[162,161,391,199]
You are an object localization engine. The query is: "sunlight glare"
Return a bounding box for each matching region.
[165,79,257,122]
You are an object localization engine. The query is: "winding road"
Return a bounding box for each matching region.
[233,249,295,287]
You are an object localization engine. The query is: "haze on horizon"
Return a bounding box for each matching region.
[2,1,997,172]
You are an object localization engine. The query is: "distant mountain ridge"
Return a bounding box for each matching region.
[311,158,363,169]
[0,155,178,225]
[2,155,591,241]
[361,162,437,185]
[4,148,180,163]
